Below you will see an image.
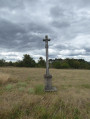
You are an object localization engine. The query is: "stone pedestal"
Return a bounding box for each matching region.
[44,74,57,92]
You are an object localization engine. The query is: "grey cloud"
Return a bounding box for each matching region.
[83,47,90,56]
[52,21,70,28]
[53,0,90,9]
[50,6,65,18]
[0,19,26,49]
[0,54,18,57]
[0,0,90,61]
[0,0,24,9]
[50,43,69,50]
[0,18,52,52]
[0,0,40,9]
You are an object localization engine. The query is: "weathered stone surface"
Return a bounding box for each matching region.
[45,87,57,92]
[44,74,52,78]
[43,35,57,92]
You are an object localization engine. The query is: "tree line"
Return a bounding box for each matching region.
[0,54,46,68]
[0,54,90,69]
[49,58,90,69]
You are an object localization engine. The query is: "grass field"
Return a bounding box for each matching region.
[0,67,90,119]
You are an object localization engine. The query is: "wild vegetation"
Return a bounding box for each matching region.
[0,54,90,69]
[0,68,90,119]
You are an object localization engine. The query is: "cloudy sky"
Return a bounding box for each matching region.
[0,0,90,62]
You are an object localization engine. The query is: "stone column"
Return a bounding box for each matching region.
[43,35,57,91]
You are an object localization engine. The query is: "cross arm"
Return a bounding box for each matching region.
[43,39,51,41]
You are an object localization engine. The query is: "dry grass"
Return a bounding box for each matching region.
[0,67,90,119]
[0,71,18,85]
[0,72,10,85]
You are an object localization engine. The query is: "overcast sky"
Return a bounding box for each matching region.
[0,0,90,62]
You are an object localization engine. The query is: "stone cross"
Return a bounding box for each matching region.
[43,35,50,76]
[43,35,57,91]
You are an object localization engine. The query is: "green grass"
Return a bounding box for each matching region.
[9,105,23,119]
[0,99,81,119]
[60,85,67,89]
[28,88,34,94]
[17,82,27,87]
[0,68,90,119]
[35,85,44,94]
[18,87,25,92]
[27,77,32,81]
[5,84,13,91]
[81,84,90,89]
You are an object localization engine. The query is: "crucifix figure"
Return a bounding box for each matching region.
[43,35,57,91]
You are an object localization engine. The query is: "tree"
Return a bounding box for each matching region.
[60,61,70,69]
[37,57,46,67]
[14,60,23,67]
[22,54,36,67]
[52,61,61,69]
[0,59,5,67]
[8,61,13,66]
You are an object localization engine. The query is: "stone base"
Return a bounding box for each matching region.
[45,86,57,92]
[44,74,57,92]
